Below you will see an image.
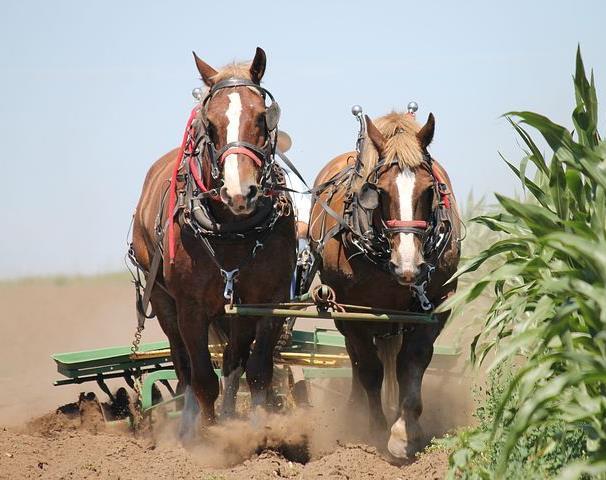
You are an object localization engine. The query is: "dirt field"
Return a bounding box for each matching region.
[0,275,474,479]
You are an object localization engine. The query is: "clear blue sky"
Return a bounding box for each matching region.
[1,0,604,278]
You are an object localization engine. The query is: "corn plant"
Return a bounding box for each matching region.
[442,48,606,479]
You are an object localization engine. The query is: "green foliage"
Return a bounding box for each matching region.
[442,48,606,479]
[440,366,588,479]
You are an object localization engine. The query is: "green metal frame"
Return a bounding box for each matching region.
[52,327,462,419]
[52,341,171,381]
[225,304,436,324]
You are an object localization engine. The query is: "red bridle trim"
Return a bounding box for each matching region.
[385,219,429,229]
[382,162,450,235]
[168,106,200,264]
[219,147,263,167]
[431,163,451,209]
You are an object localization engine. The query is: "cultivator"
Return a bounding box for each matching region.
[52,322,460,425]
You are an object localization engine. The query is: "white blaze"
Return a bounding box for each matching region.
[395,168,418,272]
[223,92,244,195]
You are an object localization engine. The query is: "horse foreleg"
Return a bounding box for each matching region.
[220,320,255,418]
[177,303,219,441]
[245,317,283,410]
[344,328,388,438]
[343,335,365,408]
[388,323,441,459]
[151,289,191,396]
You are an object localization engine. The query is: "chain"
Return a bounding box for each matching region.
[311,284,345,313]
[275,193,292,218]
[129,325,145,431]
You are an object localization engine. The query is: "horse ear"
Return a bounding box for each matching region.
[250,47,267,84]
[192,51,218,87]
[417,113,435,150]
[365,115,386,155]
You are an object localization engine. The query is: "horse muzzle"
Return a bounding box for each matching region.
[219,185,260,215]
[388,261,420,286]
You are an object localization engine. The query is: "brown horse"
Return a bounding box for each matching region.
[131,48,296,440]
[309,110,460,458]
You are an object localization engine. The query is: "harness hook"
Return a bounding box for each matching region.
[221,268,239,302]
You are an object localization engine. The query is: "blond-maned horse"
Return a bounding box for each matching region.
[309,110,460,458]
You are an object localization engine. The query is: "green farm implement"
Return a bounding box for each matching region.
[52,324,460,424]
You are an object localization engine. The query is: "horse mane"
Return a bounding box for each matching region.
[354,111,423,189]
[210,62,253,83]
[195,62,257,120]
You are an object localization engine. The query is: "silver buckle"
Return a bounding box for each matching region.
[411,281,433,311]
[221,268,239,302]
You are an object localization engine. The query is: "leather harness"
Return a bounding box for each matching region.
[310,134,454,311]
[129,78,293,326]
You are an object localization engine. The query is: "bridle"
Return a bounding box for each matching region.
[128,75,293,326]
[340,117,453,310]
[196,77,281,191]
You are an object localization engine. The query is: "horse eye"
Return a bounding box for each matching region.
[257,114,267,129]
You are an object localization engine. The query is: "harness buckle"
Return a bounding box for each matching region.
[221,268,239,302]
[411,281,433,311]
[410,265,435,311]
[211,164,220,179]
[252,240,264,257]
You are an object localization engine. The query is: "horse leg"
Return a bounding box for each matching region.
[149,289,199,441]
[176,302,219,442]
[220,320,255,418]
[345,329,388,439]
[151,289,191,396]
[245,317,283,410]
[388,322,441,459]
[343,336,365,407]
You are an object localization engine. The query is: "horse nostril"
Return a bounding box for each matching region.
[238,205,245,211]
[247,185,258,200]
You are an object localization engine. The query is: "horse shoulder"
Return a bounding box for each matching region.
[313,152,355,187]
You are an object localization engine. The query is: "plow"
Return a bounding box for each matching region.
[51,284,462,426]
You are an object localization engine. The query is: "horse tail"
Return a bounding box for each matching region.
[375,334,402,422]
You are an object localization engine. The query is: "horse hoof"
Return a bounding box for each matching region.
[250,406,268,428]
[178,423,197,446]
[387,418,420,459]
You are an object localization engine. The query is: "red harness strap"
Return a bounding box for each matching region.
[385,219,428,230]
[219,146,263,167]
[384,163,451,231]
[167,106,200,264]
[188,156,212,194]
[432,163,451,209]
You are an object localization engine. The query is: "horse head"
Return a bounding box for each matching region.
[193,47,282,216]
[362,112,437,286]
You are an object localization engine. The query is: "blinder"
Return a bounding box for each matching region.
[357,182,381,210]
[265,101,281,132]
[196,77,281,184]
[201,77,281,133]
[351,154,452,266]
